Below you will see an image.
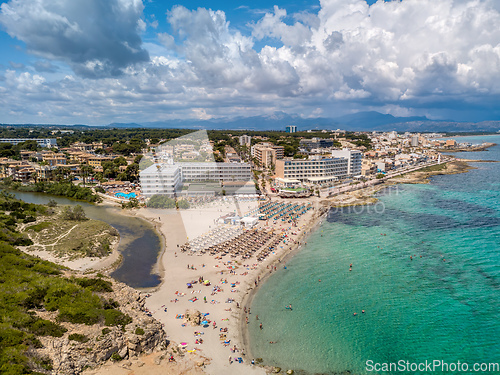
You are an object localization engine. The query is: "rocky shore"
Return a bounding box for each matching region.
[34,276,168,374]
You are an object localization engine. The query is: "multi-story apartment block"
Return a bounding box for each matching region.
[251,143,284,168]
[176,162,251,182]
[42,153,67,167]
[139,164,182,197]
[239,135,252,146]
[330,148,362,176]
[275,148,362,184]
[275,157,349,184]
[299,138,334,150]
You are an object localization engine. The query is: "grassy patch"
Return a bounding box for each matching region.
[25,209,118,259]
[416,163,447,173]
[26,222,52,232]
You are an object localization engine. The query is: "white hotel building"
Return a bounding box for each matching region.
[139,162,252,197]
[139,164,182,197]
[275,149,362,184]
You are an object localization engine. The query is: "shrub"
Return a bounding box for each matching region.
[111,352,122,361]
[23,216,36,223]
[27,319,68,337]
[135,327,145,335]
[73,278,113,293]
[68,333,89,343]
[47,199,58,207]
[103,310,132,327]
[101,328,111,335]
[61,205,87,221]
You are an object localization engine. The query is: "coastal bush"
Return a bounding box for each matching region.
[103,309,132,327]
[27,319,67,337]
[0,193,138,372]
[147,195,176,209]
[68,333,89,343]
[22,215,36,223]
[47,199,58,207]
[61,205,87,221]
[73,278,113,293]
[3,182,102,203]
[101,328,111,335]
[111,352,122,361]
[135,327,145,335]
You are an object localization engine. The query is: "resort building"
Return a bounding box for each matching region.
[0,138,57,148]
[299,138,334,150]
[140,162,252,196]
[139,164,182,197]
[275,156,349,184]
[411,135,419,147]
[286,125,297,133]
[251,143,284,168]
[176,162,252,182]
[239,135,251,146]
[275,148,362,184]
[330,148,363,176]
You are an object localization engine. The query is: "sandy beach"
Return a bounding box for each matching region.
[119,197,325,375]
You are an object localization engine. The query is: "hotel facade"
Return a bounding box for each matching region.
[275,149,362,184]
[251,143,284,168]
[139,162,252,197]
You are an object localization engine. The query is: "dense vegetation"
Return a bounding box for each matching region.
[146,195,189,209]
[0,181,101,203]
[0,191,131,374]
[0,127,370,159]
[0,141,45,160]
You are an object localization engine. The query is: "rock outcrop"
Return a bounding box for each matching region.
[35,279,167,374]
[184,309,202,326]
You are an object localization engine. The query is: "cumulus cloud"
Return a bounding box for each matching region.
[0,0,149,78]
[33,60,59,73]
[1,0,500,123]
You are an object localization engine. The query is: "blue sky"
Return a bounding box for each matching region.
[0,0,499,125]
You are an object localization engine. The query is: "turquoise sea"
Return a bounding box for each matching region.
[249,135,500,374]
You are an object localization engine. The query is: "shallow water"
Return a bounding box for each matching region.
[249,135,500,374]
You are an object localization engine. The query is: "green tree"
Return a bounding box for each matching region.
[80,164,94,186]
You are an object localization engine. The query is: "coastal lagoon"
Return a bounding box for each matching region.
[8,192,162,288]
[249,135,500,374]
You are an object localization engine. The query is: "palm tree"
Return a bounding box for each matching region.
[54,166,67,183]
[80,164,94,186]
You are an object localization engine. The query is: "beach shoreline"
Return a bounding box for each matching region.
[79,157,480,374]
[238,206,329,365]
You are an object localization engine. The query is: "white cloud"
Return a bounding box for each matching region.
[1,0,500,124]
[0,0,149,78]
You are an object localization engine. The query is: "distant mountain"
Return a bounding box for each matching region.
[333,111,431,130]
[2,112,500,132]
